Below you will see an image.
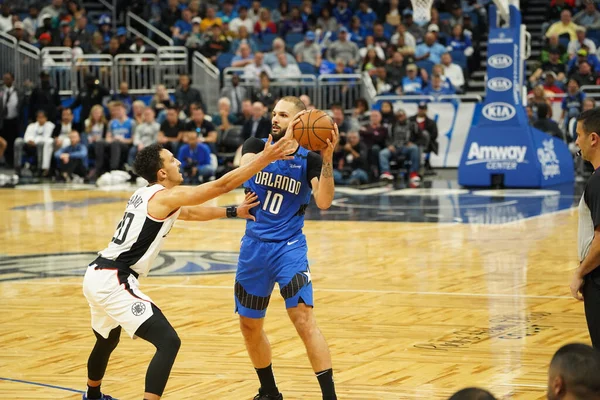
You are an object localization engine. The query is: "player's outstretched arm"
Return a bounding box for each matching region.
[178,192,260,221]
[312,123,339,210]
[154,135,294,215]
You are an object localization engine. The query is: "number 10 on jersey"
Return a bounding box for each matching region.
[263,190,283,215]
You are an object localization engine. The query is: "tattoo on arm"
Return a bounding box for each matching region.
[322,162,333,179]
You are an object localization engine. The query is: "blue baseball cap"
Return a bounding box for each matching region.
[305,31,316,41]
[403,9,413,16]
[339,26,349,33]
[98,14,111,25]
[116,27,127,36]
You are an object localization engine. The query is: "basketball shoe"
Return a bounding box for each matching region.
[82,394,114,400]
[253,388,283,399]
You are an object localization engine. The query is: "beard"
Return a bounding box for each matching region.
[271,123,286,141]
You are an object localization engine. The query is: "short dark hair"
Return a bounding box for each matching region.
[330,103,343,111]
[133,143,165,183]
[448,387,497,400]
[36,110,47,118]
[577,107,600,135]
[279,96,306,114]
[550,343,600,396]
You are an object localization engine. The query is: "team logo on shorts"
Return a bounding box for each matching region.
[132,302,146,316]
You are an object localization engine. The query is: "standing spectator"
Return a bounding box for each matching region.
[29,70,61,124]
[280,7,307,37]
[533,103,565,142]
[349,98,371,130]
[101,102,135,173]
[571,61,597,86]
[201,24,231,64]
[568,26,596,58]
[220,75,248,118]
[14,110,55,175]
[294,31,321,67]
[379,109,421,184]
[372,23,390,51]
[561,78,586,125]
[441,53,465,92]
[547,344,600,399]
[272,53,302,78]
[128,107,159,166]
[178,131,215,184]
[39,0,64,25]
[359,36,386,61]
[173,8,193,45]
[175,74,204,117]
[54,130,87,182]
[542,35,569,64]
[333,131,370,185]
[230,6,254,35]
[317,7,338,33]
[161,0,181,33]
[254,8,277,35]
[326,27,360,68]
[8,22,31,43]
[73,16,92,51]
[359,110,388,174]
[158,106,184,154]
[415,32,447,64]
[211,97,238,131]
[348,15,367,45]
[231,43,255,68]
[111,81,136,117]
[0,4,13,33]
[242,101,270,140]
[53,108,76,149]
[83,105,107,178]
[545,10,581,41]
[217,0,238,23]
[409,102,439,172]
[248,0,262,24]
[355,1,377,32]
[402,64,425,94]
[253,72,277,109]
[333,0,353,28]
[243,52,273,80]
[23,5,40,39]
[1,72,23,168]
[200,6,222,33]
[573,1,600,30]
[184,107,217,153]
[385,52,406,93]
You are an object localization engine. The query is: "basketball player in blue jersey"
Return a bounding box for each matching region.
[235,96,339,400]
[81,136,295,400]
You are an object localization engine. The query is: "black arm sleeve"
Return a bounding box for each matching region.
[585,174,600,229]
[307,151,323,187]
[242,137,266,155]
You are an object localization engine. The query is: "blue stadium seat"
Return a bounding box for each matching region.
[439,12,452,22]
[588,29,600,46]
[286,32,305,49]
[261,0,279,9]
[416,60,435,76]
[298,62,317,75]
[216,52,235,70]
[450,50,467,69]
[260,33,278,47]
[383,23,395,40]
[137,95,153,105]
[288,0,303,6]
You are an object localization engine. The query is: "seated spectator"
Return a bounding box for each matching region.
[150,84,173,120]
[379,101,396,131]
[441,53,465,92]
[409,103,439,172]
[333,130,370,185]
[561,79,585,126]
[542,35,569,64]
[391,24,416,50]
[402,64,425,94]
[528,85,554,120]
[231,43,255,68]
[200,6,222,33]
[359,110,388,174]
[185,17,203,52]
[574,1,600,30]
[446,24,474,57]
[231,26,259,54]
[158,106,184,154]
[99,101,135,173]
[547,0,574,23]
[36,14,55,43]
[356,1,377,32]
[448,388,496,400]
[178,131,215,184]
[359,36,386,61]
[14,110,55,175]
[571,60,597,86]
[330,103,352,135]
[36,32,52,50]
[402,10,424,43]
[269,1,286,24]
[333,58,354,74]
[212,97,239,131]
[372,22,390,51]
[350,98,371,130]
[317,7,338,33]
[29,70,61,125]
[568,26,596,58]
[273,52,302,78]
[533,103,565,141]
[8,21,31,43]
[530,49,567,84]
[243,52,273,81]
[54,108,76,149]
[416,32,448,64]
[333,0,353,28]
[248,0,262,24]
[217,0,238,23]
[254,8,277,35]
[132,100,146,126]
[253,72,277,108]
[103,37,124,57]
[547,343,600,400]
[54,130,87,182]
[348,15,368,45]
[220,75,248,118]
[128,107,159,166]
[88,32,105,54]
[201,24,231,64]
[300,1,316,29]
[230,6,254,36]
[545,10,581,41]
[448,3,466,28]
[264,38,297,69]
[379,109,421,185]
[128,36,148,54]
[385,52,406,93]
[423,73,456,98]
[242,101,270,140]
[175,74,204,117]
[73,16,92,51]
[568,48,600,75]
[294,31,322,67]
[372,68,393,94]
[240,99,253,123]
[326,26,360,68]
[23,5,39,39]
[542,71,566,101]
[184,107,218,153]
[83,105,107,178]
[280,7,307,37]
[361,48,385,75]
[0,4,13,33]
[430,64,455,91]
[161,0,181,33]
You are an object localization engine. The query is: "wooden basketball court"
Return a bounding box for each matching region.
[0,183,587,399]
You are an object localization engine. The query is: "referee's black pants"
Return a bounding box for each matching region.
[583,272,600,348]
[1,117,20,166]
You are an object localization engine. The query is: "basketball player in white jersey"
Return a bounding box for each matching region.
[82,134,296,400]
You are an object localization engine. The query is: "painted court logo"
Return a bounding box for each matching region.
[0,251,239,281]
[132,302,146,316]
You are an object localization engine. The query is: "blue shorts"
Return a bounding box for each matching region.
[235,232,313,319]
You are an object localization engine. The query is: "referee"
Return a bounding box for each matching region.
[572,107,600,348]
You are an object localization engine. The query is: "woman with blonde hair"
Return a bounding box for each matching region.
[84,105,108,179]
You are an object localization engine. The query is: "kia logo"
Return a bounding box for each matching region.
[482,102,516,121]
[487,77,512,92]
[488,54,513,69]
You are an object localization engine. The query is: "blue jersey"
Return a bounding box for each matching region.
[242,137,322,242]
[109,118,135,139]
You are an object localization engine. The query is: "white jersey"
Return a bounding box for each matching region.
[99,184,181,277]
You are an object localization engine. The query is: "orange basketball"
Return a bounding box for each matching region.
[292,109,334,152]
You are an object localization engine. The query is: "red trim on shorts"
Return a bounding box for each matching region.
[147,188,180,221]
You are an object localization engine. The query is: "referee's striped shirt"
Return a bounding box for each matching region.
[579,171,600,265]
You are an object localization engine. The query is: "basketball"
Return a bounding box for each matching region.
[292,109,335,151]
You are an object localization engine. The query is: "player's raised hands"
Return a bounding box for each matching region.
[263,134,296,162]
[288,109,309,136]
[237,191,260,221]
[320,122,340,161]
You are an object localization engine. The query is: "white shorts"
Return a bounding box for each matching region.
[83,265,154,339]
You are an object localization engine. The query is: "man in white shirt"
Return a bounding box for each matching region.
[243,52,273,81]
[0,4,13,32]
[229,6,254,35]
[441,52,465,93]
[14,110,55,174]
[568,26,597,58]
[38,0,64,26]
[264,38,297,69]
[272,53,302,78]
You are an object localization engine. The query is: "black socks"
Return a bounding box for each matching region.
[316,368,337,400]
[256,364,279,395]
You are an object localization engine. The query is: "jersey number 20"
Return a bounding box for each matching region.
[263,190,283,214]
[112,212,134,245]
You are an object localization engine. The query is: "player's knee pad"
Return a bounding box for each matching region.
[280,272,310,300]
[235,281,271,311]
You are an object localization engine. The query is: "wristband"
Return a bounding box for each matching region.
[226,206,237,218]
